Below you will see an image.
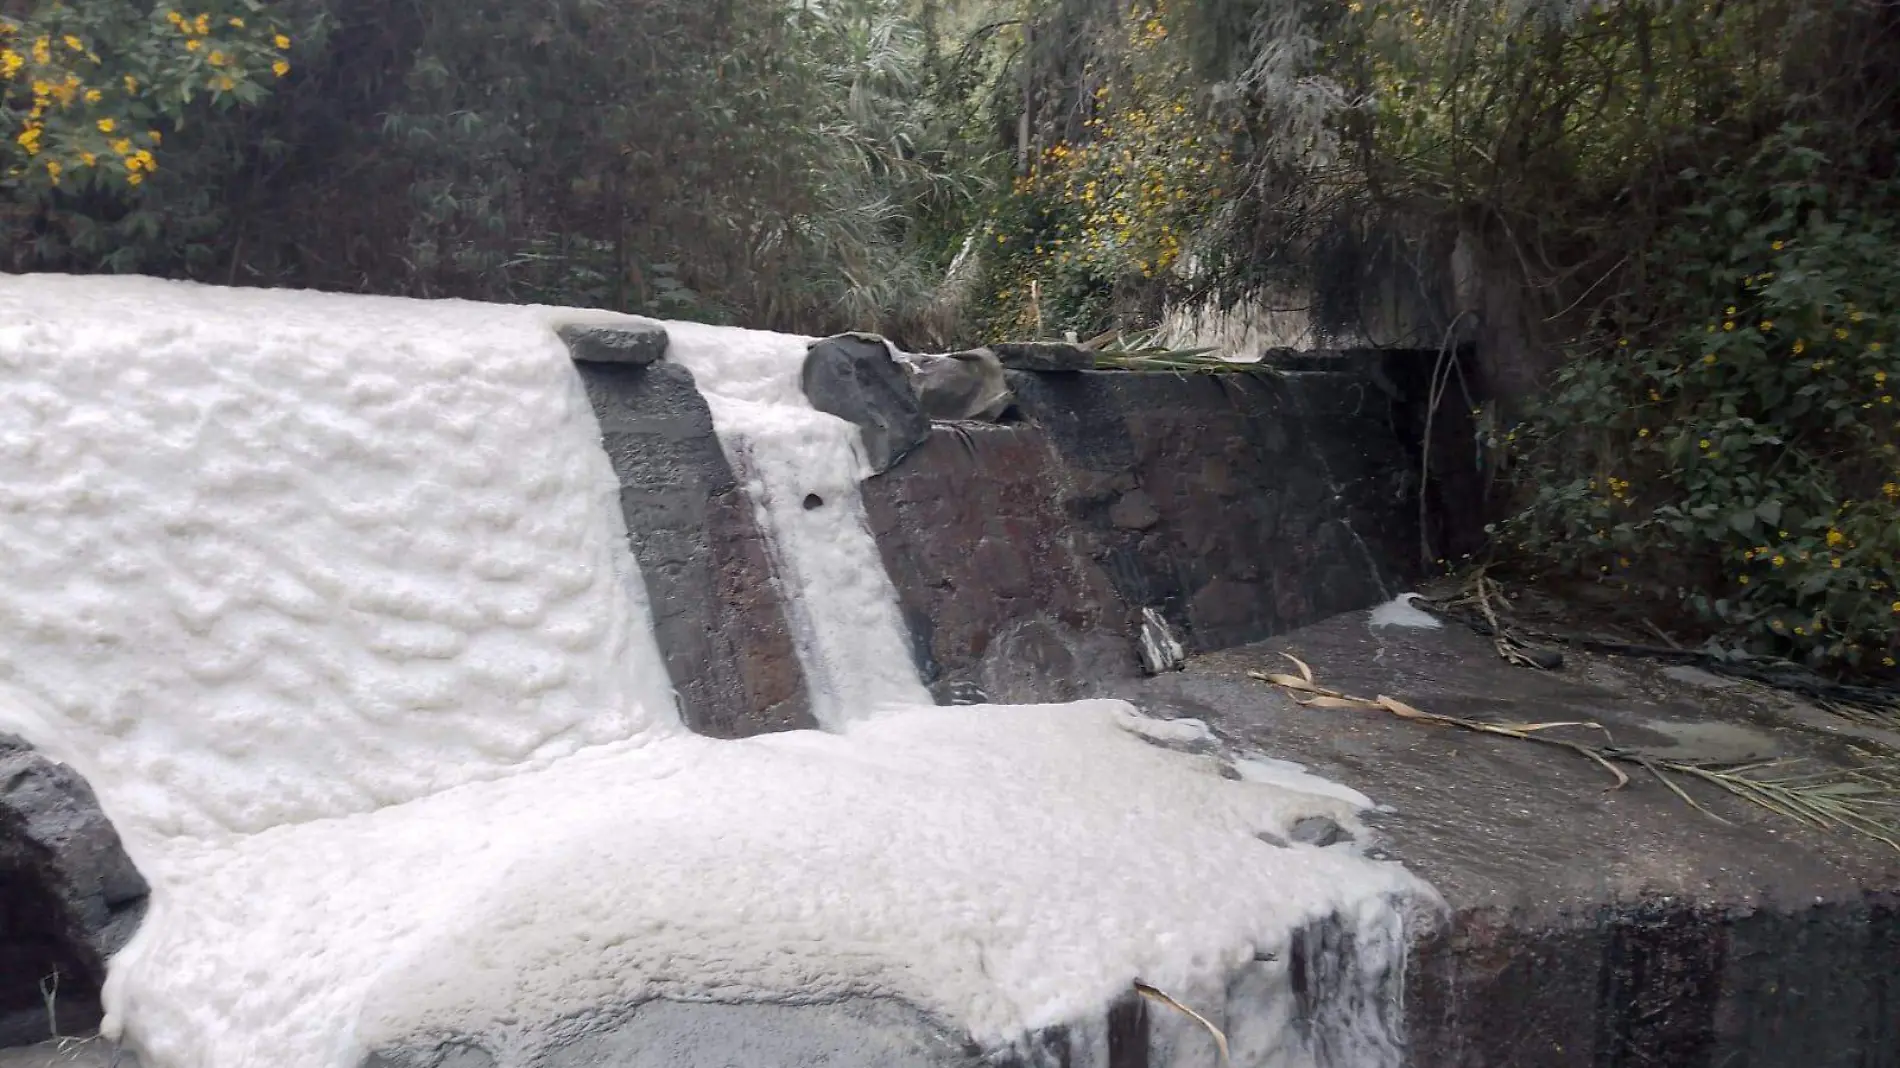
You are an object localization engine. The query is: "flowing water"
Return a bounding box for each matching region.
[0,275,1436,1068]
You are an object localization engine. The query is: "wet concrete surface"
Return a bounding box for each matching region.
[1131,611,1900,1068]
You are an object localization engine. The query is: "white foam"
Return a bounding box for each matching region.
[0,276,1436,1068]
[1230,756,1378,812]
[0,275,679,841]
[664,322,932,725]
[1368,593,1442,631]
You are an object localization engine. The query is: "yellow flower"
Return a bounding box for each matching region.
[228,16,245,28]
[126,172,143,186]
[274,33,291,49]
[1772,240,1784,251]
[208,50,225,66]
[1832,558,1843,569]
[1760,320,1774,331]
[62,35,81,51]
[1703,353,1717,365]
[1828,530,1845,546]
[124,74,138,92]
[1836,328,1850,340]
[193,13,210,35]
[1793,339,1806,354]
[109,138,130,154]
[44,159,60,181]
[1891,601,1900,614]
[213,75,234,91]
[78,151,95,166]
[185,38,201,52]
[148,129,160,144]
[1637,428,1650,438]
[1617,337,1629,347]
[82,87,100,103]
[1727,306,1737,315]
[1852,311,1866,323]
[1699,438,1712,449]
[0,49,20,79]
[1772,554,1786,567]
[1738,575,1751,585]
[272,59,290,77]
[1723,321,1735,332]
[96,117,114,133]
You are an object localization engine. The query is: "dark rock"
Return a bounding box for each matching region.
[1289,816,1353,848]
[802,334,930,473]
[802,493,825,511]
[1007,369,1422,653]
[990,341,1095,373]
[0,736,148,1048]
[930,679,990,706]
[902,350,1014,422]
[557,321,669,366]
[576,361,816,737]
[1136,608,1186,676]
[1107,490,1160,532]
[857,424,1131,704]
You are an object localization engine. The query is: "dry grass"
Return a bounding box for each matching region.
[1250,653,1900,852]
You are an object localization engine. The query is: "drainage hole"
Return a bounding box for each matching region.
[802,493,825,510]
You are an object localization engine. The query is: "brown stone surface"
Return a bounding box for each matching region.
[860,424,1131,703]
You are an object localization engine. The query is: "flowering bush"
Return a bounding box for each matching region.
[1504,127,1900,670]
[2,2,292,193]
[978,2,1235,339]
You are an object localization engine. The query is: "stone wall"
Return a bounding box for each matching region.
[575,340,1467,727]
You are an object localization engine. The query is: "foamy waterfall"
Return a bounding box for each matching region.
[0,275,1434,1068]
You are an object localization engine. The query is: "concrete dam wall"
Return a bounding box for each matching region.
[0,276,1892,1068]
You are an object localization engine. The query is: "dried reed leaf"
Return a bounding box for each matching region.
[1134,980,1232,1066]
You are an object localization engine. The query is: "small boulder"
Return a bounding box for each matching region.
[1289,816,1353,848]
[930,679,991,706]
[1135,608,1186,675]
[1,735,149,1047]
[900,349,1014,422]
[990,341,1095,372]
[557,322,670,366]
[802,334,930,474]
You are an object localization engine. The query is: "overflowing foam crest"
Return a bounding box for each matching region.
[0,275,1436,1068]
[0,276,677,841]
[664,322,931,724]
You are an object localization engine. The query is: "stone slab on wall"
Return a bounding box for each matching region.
[1003,369,1420,655]
[577,363,815,737]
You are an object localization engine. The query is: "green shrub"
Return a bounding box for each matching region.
[1505,126,1900,671]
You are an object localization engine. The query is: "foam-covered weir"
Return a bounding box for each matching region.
[0,275,1436,1068]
